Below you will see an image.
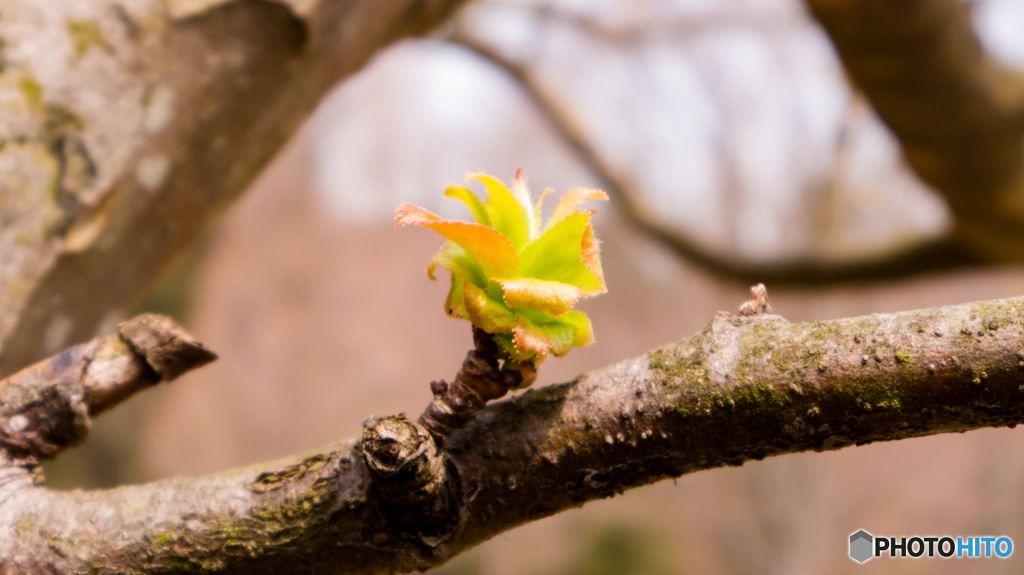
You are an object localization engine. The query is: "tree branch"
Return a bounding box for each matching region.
[0,314,214,461]
[0,0,469,378]
[805,0,1024,262]
[6,293,1024,572]
[447,30,991,287]
[418,327,531,445]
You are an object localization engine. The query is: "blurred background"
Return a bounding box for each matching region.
[40,0,1024,573]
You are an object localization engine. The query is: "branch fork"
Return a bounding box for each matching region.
[361,285,780,551]
[360,327,528,548]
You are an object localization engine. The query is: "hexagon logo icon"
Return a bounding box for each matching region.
[850,530,873,563]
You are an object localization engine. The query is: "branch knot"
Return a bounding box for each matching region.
[361,414,459,547]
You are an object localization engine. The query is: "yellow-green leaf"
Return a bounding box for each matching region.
[462,280,517,334]
[533,187,553,240]
[445,275,468,319]
[467,172,531,250]
[513,315,551,358]
[519,212,604,293]
[496,277,581,316]
[515,309,593,355]
[427,242,487,289]
[444,185,490,226]
[494,333,534,362]
[513,314,576,358]
[510,170,541,240]
[545,188,608,232]
[396,204,519,279]
[579,221,606,296]
[559,310,595,347]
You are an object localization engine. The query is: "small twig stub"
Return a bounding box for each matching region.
[737,283,772,316]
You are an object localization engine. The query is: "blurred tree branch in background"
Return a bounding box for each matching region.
[0,0,467,379]
[448,0,1024,285]
[807,0,1024,263]
[448,26,987,286]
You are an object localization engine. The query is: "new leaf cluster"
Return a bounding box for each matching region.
[396,170,607,378]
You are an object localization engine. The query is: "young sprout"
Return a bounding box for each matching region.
[396,168,607,386]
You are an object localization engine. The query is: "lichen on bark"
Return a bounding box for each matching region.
[0,0,471,378]
[7,295,1024,571]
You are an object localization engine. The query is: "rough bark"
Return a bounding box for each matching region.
[805,0,1024,262]
[6,294,1024,572]
[0,0,468,378]
[418,327,530,445]
[0,313,214,463]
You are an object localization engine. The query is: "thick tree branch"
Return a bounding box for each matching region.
[806,0,1024,262]
[448,31,991,287]
[6,294,1024,572]
[0,0,469,378]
